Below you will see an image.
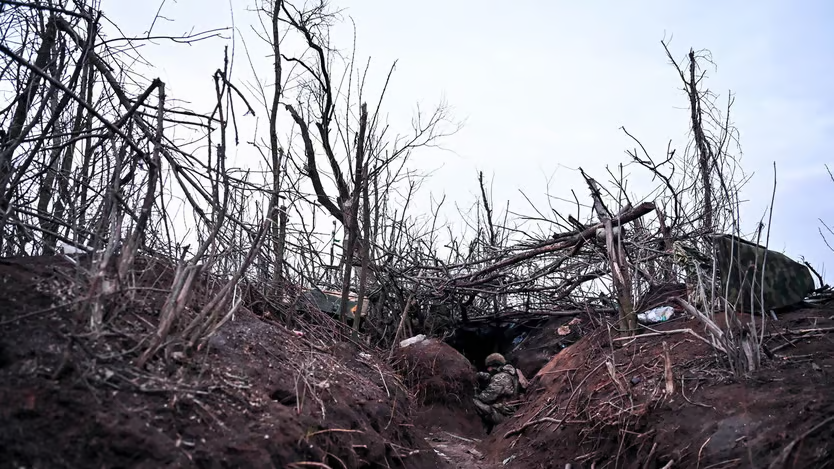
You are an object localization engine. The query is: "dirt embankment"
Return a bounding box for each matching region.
[482,310,834,469]
[4,255,834,469]
[0,256,443,469]
[505,315,587,378]
[393,337,485,438]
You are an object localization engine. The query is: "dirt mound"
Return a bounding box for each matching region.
[393,338,485,439]
[0,256,442,468]
[483,309,834,469]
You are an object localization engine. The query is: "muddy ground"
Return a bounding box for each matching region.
[1,255,833,468]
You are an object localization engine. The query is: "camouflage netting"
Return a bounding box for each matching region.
[713,234,816,312]
[297,288,368,319]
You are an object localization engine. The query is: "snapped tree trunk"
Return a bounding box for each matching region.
[273,203,287,290]
[337,103,368,323]
[687,49,714,233]
[605,219,637,334]
[353,159,372,335]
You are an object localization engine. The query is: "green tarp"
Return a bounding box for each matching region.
[712,234,815,312]
[298,288,367,319]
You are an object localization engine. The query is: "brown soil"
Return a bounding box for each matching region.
[393,337,499,468]
[4,254,834,469]
[392,338,485,439]
[0,256,442,469]
[481,309,834,469]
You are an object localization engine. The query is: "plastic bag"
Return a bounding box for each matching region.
[637,305,674,324]
[399,334,426,348]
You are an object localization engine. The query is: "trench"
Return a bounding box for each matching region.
[423,319,557,468]
[444,315,580,381]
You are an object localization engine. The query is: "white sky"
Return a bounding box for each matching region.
[102,0,834,281]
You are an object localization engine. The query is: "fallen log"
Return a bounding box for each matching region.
[464,308,617,324]
[456,202,656,283]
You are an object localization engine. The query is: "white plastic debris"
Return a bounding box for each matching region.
[399,334,426,348]
[56,240,88,255]
[359,352,372,360]
[637,306,674,325]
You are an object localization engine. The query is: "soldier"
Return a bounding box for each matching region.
[474,353,519,432]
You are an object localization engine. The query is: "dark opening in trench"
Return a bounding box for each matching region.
[444,317,577,378]
[445,320,536,371]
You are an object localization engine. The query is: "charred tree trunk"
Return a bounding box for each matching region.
[269,0,285,293]
[337,103,368,323]
[354,166,372,335]
[274,204,287,289]
[687,49,714,234]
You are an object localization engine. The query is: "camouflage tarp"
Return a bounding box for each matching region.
[298,288,368,319]
[712,234,815,312]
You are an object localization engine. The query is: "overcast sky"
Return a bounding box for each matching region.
[102,0,834,281]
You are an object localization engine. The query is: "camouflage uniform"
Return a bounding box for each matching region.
[474,362,519,427]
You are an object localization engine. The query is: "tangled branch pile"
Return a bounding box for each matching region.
[0,0,817,383]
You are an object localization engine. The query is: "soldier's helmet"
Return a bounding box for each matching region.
[485,353,506,367]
